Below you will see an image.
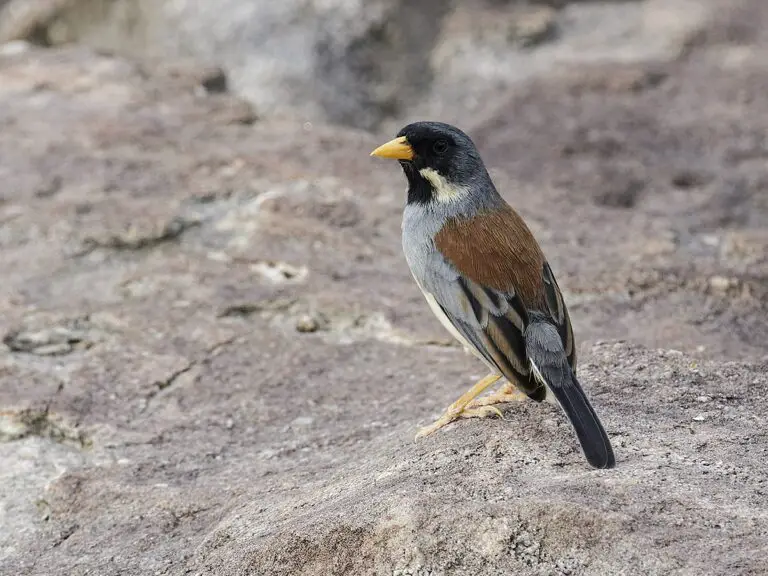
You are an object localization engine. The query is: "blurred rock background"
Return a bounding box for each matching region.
[2,1,768,575]
[1,0,708,130]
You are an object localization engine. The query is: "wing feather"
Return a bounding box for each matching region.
[419,207,576,399]
[542,261,577,369]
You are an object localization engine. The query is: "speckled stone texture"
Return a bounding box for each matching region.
[1,1,768,574]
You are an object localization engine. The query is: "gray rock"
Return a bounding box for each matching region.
[0,0,710,130]
[2,0,768,573]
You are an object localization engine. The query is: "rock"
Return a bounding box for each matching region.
[510,5,559,48]
[708,275,736,293]
[3,317,98,355]
[80,214,201,253]
[295,313,321,333]
[0,0,712,130]
[217,298,297,319]
[0,0,73,44]
[0,39,30,54]
[400,0,711,131]
[0,0,451,129]
[2,1,768,573]
[0,409,89,446]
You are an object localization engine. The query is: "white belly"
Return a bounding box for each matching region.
[422,289,474,351]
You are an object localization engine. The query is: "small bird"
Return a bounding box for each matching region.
[370,121,615,469]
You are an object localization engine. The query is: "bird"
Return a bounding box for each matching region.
[370,121,615,469]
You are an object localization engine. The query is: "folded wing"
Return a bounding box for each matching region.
[420,204,576,399]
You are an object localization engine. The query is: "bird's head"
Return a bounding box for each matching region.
[370,121,491,206]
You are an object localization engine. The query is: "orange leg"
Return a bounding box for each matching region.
[415,373,503,439]
[465,381,527,408]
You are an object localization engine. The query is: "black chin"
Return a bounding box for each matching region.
[401,162,433,205]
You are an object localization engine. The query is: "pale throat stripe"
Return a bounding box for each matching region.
[419,167,469,203]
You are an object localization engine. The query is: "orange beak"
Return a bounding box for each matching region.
[370,136,414,160]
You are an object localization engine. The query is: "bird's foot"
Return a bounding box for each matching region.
[414,373,502,440]
[465,382,527,409]
[414,405,503,439]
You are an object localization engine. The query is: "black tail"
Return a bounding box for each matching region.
[525,321,615,469]
[546,370,615,469]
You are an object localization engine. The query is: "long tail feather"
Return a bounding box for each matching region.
[544,369,615,469]
[525,321,615,469]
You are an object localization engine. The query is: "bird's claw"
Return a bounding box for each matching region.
[465,383,526,409]
[414,405,504,440]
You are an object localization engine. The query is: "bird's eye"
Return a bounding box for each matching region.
[432,139,449,155]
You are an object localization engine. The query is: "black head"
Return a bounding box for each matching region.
[371,121,490,205]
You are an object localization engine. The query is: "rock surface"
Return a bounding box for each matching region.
[1,0,768,575]
[0,0,710,130]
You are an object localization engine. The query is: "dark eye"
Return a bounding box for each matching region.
[432,139,449,155]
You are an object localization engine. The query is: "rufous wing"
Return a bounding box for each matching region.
[432,205,577,396]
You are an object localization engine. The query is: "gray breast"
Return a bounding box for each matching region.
[400,203,498,371]
[401,204,456,292]
[401,184,503,286]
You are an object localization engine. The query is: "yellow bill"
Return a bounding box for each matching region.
[370,136,414,160]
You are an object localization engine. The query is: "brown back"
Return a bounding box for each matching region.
[434,205,547,310]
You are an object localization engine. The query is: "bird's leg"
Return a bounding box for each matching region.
[415,373,502,439]
[465,381,527,408]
